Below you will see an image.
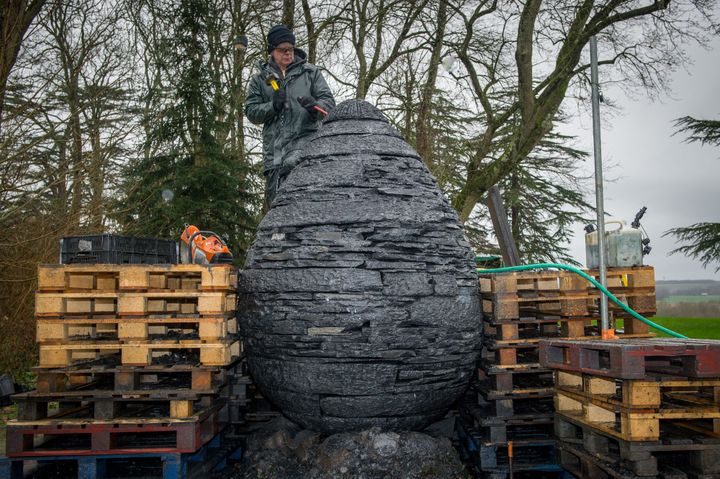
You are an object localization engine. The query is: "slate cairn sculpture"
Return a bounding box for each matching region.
[238,99,482,433]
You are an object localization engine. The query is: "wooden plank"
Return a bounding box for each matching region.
[555,412,720,478]
[540,338,720,379]
[35,316,235,342]
[4,402,227,457]
[33,363,239,394]
[555,388,720,441]
[170,400,194,418]
[556,371,720,409]
[480,267,656,322]
[35,291,235,317]
[556,370,582,389]
[38,340,241,367]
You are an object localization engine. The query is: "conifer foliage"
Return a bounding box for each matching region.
[665,116,720,271]
[118,0,254,261]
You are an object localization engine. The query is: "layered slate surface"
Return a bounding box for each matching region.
[238,100,481,433]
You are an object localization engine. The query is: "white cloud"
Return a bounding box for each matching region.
[563,38,720,280]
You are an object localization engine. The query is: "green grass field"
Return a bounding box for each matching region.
[659,295,720,303]
[623,317,720,339]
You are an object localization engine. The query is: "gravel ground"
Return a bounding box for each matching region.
[221,416,470,479]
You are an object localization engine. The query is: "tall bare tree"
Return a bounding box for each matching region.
[0,0,46,126]
[327,0,430,99]
[415,0,448,169]
[446,0,718,222]
[282,0,295,28]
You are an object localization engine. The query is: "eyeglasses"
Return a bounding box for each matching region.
[275,47,294,55]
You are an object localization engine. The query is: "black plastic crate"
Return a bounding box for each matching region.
[60,234,177,264]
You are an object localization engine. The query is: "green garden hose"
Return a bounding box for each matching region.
[476,263,687,339]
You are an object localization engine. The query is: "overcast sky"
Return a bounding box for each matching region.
[561,37,720,281]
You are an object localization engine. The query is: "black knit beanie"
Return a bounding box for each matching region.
[267,25,296,53]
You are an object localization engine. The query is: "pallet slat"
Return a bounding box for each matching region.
[34,362,241,394]
[555,370,720,409]
[38,264,237,292]
[4,402,228,457]
[0,432,242,479]
[539,338,720,379]
[35,291,236,317]
[477,390,555,418]
[456,419,562,477]
[479,266,657,321]
[556,412,720,478]
[555,390,720,442]
[11,382,234,420]
[36,316,237,342]
[38,339,242,368]
[553,370,720,441]
[483,318,654,344]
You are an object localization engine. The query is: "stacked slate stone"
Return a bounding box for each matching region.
[238,99,481,434]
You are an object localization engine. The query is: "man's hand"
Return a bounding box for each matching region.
[297,96,320,118]
[272,89,287,112]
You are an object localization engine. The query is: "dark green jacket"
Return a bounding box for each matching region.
[245,49,335,174]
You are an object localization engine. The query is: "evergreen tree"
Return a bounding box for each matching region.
[665,223,720,272]
[118,0,255,261]
[502,130,593,265]
[675,116,720,147]
[665,116,720,272]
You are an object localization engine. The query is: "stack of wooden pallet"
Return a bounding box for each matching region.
[459,266,657,479]
[1,264,244,479]
[541,338,720,478]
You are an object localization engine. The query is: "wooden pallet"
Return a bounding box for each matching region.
[477,388,554,418]
[485,333,654,351]
[555,370,720,410]
[556,412,720,478]
[456,419,563,477]
[482,293,657,324]
[540,338,720,379]
[3,401,227,457]
[38,338,242,367]
[558,440,710,479]
[483,316,655,343]
[481,343,541,366]
[0,431,242,479]
[11,387,224,420]
[480,267,656,321]
[483,326,655,363]
[38,264,237,292]
[479,468,572,479]
[479,266,589,319]
[36,315,237,342]
[477,363,555,393]
[34,361,241,393]
[461,403,555,444]
[482,296,590,321]
[481,385,555,401]
[479,267,655,295]
[555,392,720,442]
[554,370,720,441]
[35,291,236,318]
[484,316,590,340]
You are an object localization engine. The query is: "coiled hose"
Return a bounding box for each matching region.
[476,263,687,339]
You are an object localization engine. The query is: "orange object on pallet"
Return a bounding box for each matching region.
[179,225,233,265]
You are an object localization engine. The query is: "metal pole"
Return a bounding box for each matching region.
[590,36,610,333]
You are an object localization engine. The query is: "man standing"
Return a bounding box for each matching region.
[245,25,335,207]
